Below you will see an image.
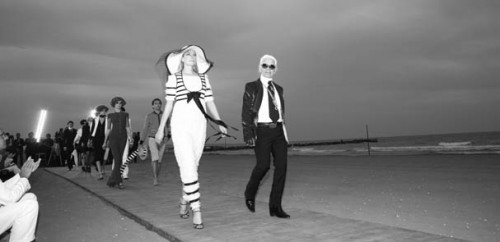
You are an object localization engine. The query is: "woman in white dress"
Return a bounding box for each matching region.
[155,45,227,229]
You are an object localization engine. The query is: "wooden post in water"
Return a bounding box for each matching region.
[366,125,371,156]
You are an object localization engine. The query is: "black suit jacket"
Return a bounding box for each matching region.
[241,79,285,142]
[62,128,77,149]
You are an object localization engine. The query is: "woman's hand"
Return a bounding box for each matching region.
[155,131,164,144]
[219,126,228,137]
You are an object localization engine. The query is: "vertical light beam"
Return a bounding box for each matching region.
[35,109,47,142]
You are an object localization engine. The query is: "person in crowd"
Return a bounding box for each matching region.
[90,105,108,180]
[24,132,37,162]
[155,45,228,229]
[74,119,91,173]
[62,121,77,171]
[242,54,291,219]
[141,98,170,186]
[104,97,132,189]
[52,130,63,166]
[41,133,54,164]
[5,133,14,149]
[0,132,41,242]
[115,106,131,180]
[13,133,25,167]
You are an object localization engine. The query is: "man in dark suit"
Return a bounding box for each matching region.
[242,54,290,218]
[62,121,77,171]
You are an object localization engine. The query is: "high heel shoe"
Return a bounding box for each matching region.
[179,201,189,219]
[192,209,204,229]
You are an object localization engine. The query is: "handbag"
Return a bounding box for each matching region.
[87,138,94,149]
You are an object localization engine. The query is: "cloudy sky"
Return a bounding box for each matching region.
[1,0,499,142]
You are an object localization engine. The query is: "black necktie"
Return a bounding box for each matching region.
[268,82,279,122]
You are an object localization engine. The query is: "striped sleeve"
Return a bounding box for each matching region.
[204,75,214,102]
[165,75,176,101]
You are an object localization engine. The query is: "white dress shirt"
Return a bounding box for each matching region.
[258,76,283,123]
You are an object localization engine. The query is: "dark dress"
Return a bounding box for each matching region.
[91,118,106,164]
[106,112,129,187]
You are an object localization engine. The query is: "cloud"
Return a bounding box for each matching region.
[1,0,500,139]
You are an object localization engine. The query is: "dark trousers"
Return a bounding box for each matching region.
[245,124,288,206]
[107,137,126,187]
[63,146,74,170]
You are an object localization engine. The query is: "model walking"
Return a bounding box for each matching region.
[155,45,227,229]
[62,122,77,170]
[91,105,108,180]
[140,98,169,186]
[104,97,132,189]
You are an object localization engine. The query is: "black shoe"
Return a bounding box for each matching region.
[245,199,255,213]
[269,206,290,219]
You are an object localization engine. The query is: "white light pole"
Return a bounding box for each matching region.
[35,109,47,142]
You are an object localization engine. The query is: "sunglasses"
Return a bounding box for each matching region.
[261,64,276,70]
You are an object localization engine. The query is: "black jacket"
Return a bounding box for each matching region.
[63,128,77,149]
[241,79,285,142]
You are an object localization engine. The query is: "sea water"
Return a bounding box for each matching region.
[290,131,500,155]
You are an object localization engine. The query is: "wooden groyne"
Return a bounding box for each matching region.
[204,138,378,151]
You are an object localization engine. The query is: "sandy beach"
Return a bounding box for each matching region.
[201,152,500,242]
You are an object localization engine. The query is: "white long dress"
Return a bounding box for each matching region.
[165,72,213,210]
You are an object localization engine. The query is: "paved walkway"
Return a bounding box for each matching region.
[45,154,467,242]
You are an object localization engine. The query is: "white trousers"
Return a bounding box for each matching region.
[171,101,206,210]
[0,193,39,242]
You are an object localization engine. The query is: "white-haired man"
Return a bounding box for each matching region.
[242,54,290,218]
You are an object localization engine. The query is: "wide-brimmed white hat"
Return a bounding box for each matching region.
[158,45,213,75]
